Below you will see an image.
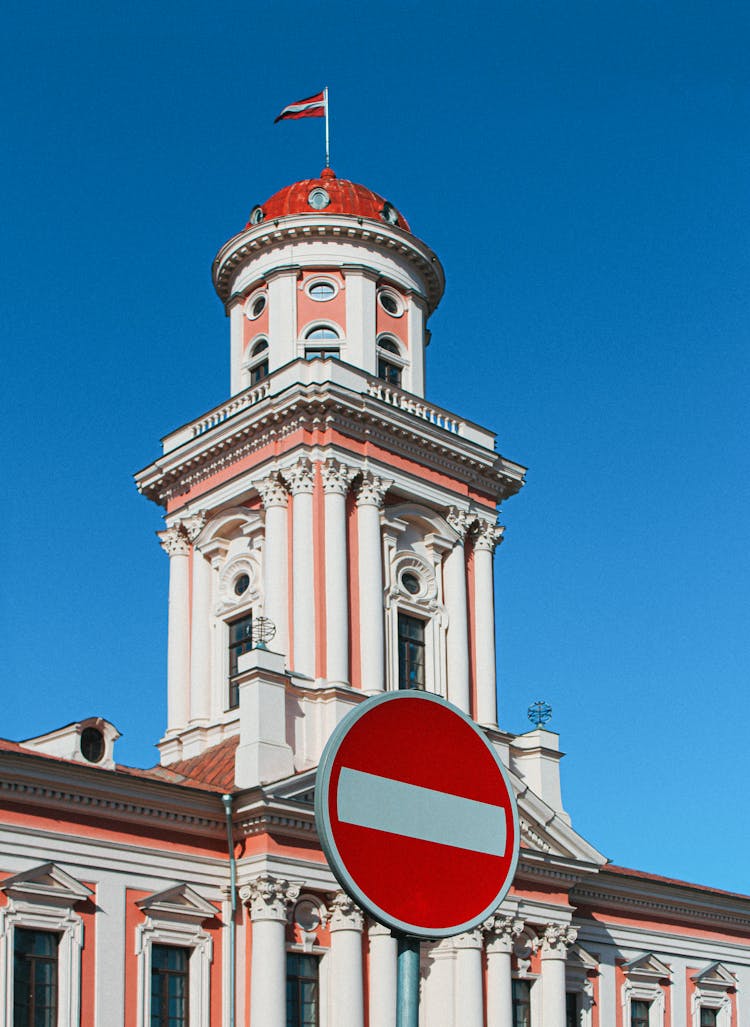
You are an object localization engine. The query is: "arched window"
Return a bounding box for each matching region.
[246,338,269,385]
[305,325,340,360]
[377,335,405,388]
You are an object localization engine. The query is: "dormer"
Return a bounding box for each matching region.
[21,716,120,769]
[212,168,445,399]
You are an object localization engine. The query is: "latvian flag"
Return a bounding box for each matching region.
[275,91,326,123]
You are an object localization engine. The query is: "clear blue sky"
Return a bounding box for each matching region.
[2,2,748,892]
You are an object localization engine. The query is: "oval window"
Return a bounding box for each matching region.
[234,573,250,596]
[308,281,336,301]
[401,572,421,596]
[378,291,402,317]
[81,727,105,764]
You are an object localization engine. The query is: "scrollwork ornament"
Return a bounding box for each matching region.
[283,457,315,495]
[240,874,300,921]
[472,519,505,553]
[483,914,525,954]
[354,470,391,509]
[328,891,364,932]
[541,922,578,957]
[257,472,289,509]
[321,458,355,495]
[446,506,474,541]
[180,511,207,542]
[157,527,190,557]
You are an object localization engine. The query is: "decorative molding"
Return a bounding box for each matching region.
[354,469,391,508]
[446,506,475,541]
[256,471,289,508]
[472,518,505,553]
[483,914,524,954]
[328,891,364,932]
[240,874,300,922]
[135,883,217,923]
[454,929,482,949]
[157,526,190,557]
[320,458,355,495]
[180,511,207,542]
[283,457,315,495]
[540,922,578,958]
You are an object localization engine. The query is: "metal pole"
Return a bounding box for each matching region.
[324,86,330,168]
[396,934,420,1027]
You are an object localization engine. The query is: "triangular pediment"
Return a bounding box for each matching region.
[568,943,599,971]
[0,862,92,907]
[623,953,672,980]
[514,773,606,865]
[692,962,736,988]
[136,883,216,922]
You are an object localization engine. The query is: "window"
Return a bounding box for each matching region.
[228,613,253,708]
[377,289,403,316]
[13,929,59,1027]
[286,954,319,1027]
[305,326,339,341]
[305,348,340,361]
[151,946,189,1027]
[631,1001,650,1027]
[377,336,404,388]
[248,339,269,384]
[307,280,336,301]
[567,992,580,1027]
[398,613,425,689]
[700,1012,718,1027]
[512,980,531,1027]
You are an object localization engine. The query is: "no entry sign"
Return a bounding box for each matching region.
[315,691,519,938]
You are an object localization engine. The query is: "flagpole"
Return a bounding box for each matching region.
[324,86,330,168]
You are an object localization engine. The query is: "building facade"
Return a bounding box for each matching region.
[1,168,749,1027]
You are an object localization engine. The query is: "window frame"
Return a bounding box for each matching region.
[376,334,407,390]
[305,277,339,302]
[150,944,190,1027]
[228,611,254,710]
[12,928,60,1027]
[286,951,320,1027]
[397,612,426,690]
[512,978,533,1027]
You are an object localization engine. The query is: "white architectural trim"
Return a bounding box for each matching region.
[0,863,92,1027]
[620,953,671,1027]
[691,962,736,1027]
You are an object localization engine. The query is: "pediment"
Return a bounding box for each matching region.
[0,862,92,907]
[692,962,736,989]
[136,883,216,922]
[515,776,606,865]
[623,953,672,980]
[568,942,599,971]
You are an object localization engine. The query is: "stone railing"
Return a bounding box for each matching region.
[365,381,462,434]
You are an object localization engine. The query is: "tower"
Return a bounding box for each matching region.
[136,167,526,772]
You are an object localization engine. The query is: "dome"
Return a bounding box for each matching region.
[246,168,411,232]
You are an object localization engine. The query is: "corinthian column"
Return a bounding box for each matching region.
[454,930,484,1027]
[322,459,354,686]
[445,507,473,714]
[540,924,577,1027]
[258,472,290,660]
[284,458,316,678]
[483,914,524,1027]
[183,513,210,725]
[329,892,365,1027]
[158,526,191,734]
[472,519,505,727]
[355,471,391,694]
[368,921,397,1027]
[241,874,300,1027]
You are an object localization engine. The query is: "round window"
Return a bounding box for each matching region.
[234,573,250,596]
[248,294,266,319]
[308,280,336,301]
[293,899,322,932]
[308,187,330,210]
[80,727,105,764]
[380,202,399,226]
[378,291,402,317]
[401,572,421,596]
[248,205,265,225]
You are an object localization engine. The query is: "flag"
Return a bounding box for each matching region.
[275,91,326,123]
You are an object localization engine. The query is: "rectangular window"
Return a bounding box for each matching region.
[251,360,269,384]
[378,358,402,388]
[228,613,253,709]
[397,613,425,690]
[286,953,319,1027]
[13,928,59,1027]
[631,1000,650,1027]
[305,348,340,361]
[566,992,580,1027]
[151,945,189,1027]
[512,979,531,1027]
[700,1011,718,1027]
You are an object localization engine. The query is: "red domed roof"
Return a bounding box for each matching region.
[246,168,411,232]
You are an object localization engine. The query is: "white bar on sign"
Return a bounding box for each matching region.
[337,767,507,856]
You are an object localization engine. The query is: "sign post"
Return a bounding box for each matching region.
[315,690,519,1025]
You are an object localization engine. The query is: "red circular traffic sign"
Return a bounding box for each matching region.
[315,691,519,938]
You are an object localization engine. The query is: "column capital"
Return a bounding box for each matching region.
[367,920,393,939]
[321,458,356,495]
[180,511,207,542]
[453,928,482,950]
[472,519,505,553]
[354,470,391,509]
[540,922,577,959]
[157,526,190,557]
[240,874,300,922]
[284,457,315,495]
[446,506,474,541]
[483,914,525,954]
[329,891,364,933]
[257,471,289,509]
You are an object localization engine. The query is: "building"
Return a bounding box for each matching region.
[1,167,749,1027]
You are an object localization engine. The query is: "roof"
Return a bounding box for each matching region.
[604,863,750,903]
[246,168,411,232]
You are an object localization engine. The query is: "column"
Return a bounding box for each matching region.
[189,545,212,724]
[322,459,354,686]
[422,939,455,1025]
[355,471,391,694]
[540,924,577,1027]
[258,472,289,660]
[329,892,365,1027]
[445,508,473,714]
[472,519,505,727]
[157,526,191,734]
[284,458,316,678]
[368,921,397,1027]
[484,915,524,1027]
[454,930,484,1027]
[241,874,300,1027]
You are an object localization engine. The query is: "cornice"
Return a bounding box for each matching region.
[136,380,524,509]
[212,214,445,313]
[573,878,750,932]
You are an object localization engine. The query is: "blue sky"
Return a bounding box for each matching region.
[2,2,749,891]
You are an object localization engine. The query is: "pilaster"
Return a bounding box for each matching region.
[355,471,391,694]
